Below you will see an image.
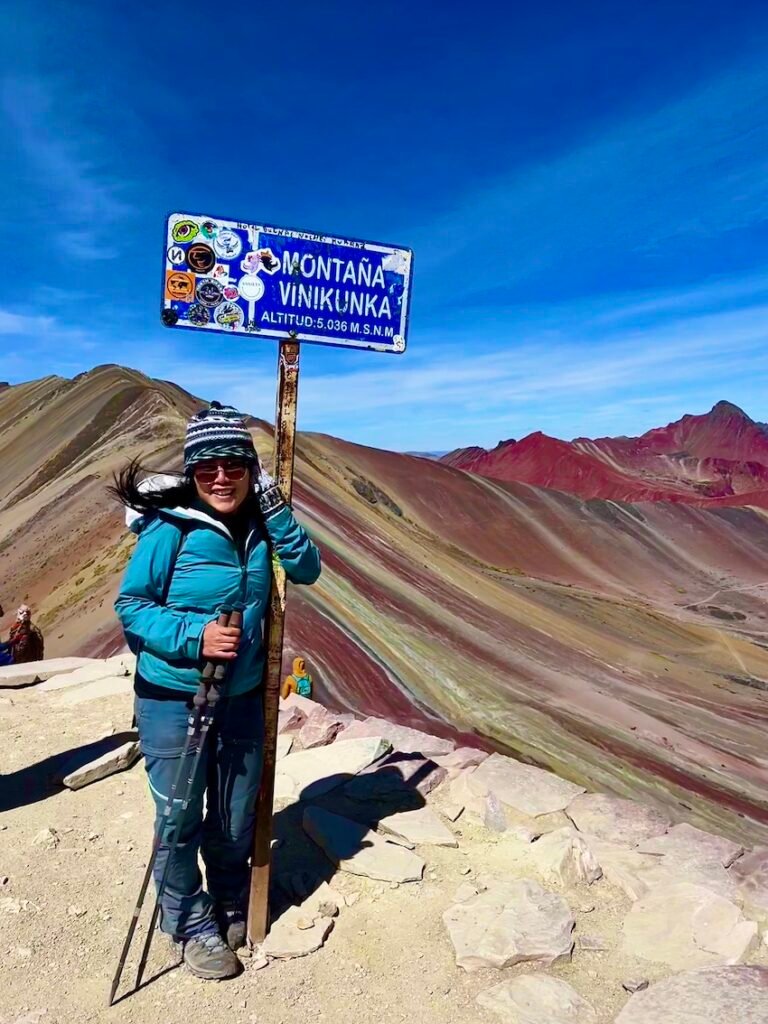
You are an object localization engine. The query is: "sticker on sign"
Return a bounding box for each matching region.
[161,212,413,353]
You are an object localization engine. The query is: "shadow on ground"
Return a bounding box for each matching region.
[0,731,138,812]
[266,752,433,924]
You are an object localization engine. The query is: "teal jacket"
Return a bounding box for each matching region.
[115,501,321,697]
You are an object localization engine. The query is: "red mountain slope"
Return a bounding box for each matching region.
[442,401,768,504]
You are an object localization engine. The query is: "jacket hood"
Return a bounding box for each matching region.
[292,657,306,676]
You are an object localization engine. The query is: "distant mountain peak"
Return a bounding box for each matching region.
[709,400,751,421]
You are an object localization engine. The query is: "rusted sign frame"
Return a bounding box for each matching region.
[247,337,301,946]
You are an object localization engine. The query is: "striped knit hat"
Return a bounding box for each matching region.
[184,402,258,472]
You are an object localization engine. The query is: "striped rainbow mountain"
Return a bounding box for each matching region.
[2,366,768,846]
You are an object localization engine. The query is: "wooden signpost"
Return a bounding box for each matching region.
[160,212,413,948]
[247,338,301,944]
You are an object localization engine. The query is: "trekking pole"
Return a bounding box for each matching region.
[107,609,235,1006]
[133,608,242,991]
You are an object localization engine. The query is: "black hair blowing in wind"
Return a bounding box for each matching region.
[109,458,196,515]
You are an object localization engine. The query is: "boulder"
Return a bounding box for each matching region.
[530,827,602,886]
[442,878,574,972]
[303,807,425,883]
[378,806,458,848]
[335,717,454,757]
[477,975,597,1024]
[469,753,585,818]
[637,823,744,869]
[730,846,768,932]
[622,882,759,969]
[565,793,671,847]
[615,966,768,1024]
[0,657,94,689]
[274,736,392,803]
[344,751,447,805]
[62,740,141,790]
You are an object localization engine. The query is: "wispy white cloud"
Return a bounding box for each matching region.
[125,272,768,450]
[1,75,132,260]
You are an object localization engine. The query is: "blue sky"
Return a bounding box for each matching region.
[3,1,768,451]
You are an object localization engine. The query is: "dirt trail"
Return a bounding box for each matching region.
[2,681,767,1024]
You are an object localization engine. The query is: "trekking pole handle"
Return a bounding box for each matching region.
[208,608,243,703]
[195,609,232,707]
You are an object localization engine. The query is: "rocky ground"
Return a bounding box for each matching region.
[1,658,768,1024]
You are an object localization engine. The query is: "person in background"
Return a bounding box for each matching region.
[8,605,45,663]
[0,602,12,666]
[281,656,313,698]
[112,402,321,982]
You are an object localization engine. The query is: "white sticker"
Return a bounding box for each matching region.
[238,275,265,301]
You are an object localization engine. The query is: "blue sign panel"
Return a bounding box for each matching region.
[162,212,413,353]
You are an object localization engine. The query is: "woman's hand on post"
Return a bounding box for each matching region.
[202,620,241,660]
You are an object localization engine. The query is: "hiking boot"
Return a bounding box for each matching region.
[218,906,247,951]
[182,931,240,980]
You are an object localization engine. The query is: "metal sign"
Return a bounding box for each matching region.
[161,212,413,353]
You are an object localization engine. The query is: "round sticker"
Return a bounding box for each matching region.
[222,284,239,301]
[238,275,265,302]
[200,221,218,240]
[171,219,199,243]
[165,269,196,301]
[167,244,186,266]
[196,278,224,307]
[213,228,243,260]
[215,301,244,329]
[187,303,210,326]
[186,242,216,274]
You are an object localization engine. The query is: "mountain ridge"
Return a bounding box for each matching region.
[3,367,768,844]
[442,400,768,504]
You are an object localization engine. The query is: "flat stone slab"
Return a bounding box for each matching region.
[0,658,94,688]
[274,737,392,803]
[530,827,602,886]
[443,878,575,972]
[53,675,133,707]
[297,705,349,750]
[477,975,597,1024]
[62,740,140,790]
[566,793,671,847]
[278,706,306,735]
[303,806,425,883]
[469,753,585,818]
[622,882,758,969]
[730,846,768,932]
[344,751,447,805]
[637,823,744,869]
[261,904,334,959]
[38,655,135,691]
[336,717,455,757]
[615,966,768,1024]
[276,735,293,760]
[378,806,458,847]
[281,693,324,716]
[586,837,738,902]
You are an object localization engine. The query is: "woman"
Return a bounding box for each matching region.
[113,402,320,980]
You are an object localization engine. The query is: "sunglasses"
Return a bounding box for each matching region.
[193,461,249,484]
